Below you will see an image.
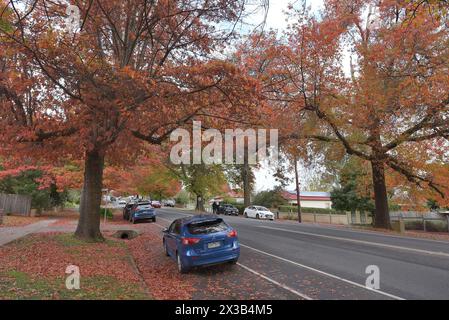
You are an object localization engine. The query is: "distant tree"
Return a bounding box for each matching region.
[253,188,287,209]
[174,190,190,207]
[0,169,68,211]
[331,183,374,215]
[426,199,440,211]
[174,164,226,212]
[225,164,255,206]
[137,165,181,201]
[331,160,375,216]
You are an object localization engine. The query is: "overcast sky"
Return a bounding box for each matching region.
[253,0,324,30]
[246,1,326,192]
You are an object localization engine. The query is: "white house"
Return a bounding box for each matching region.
[281,191,332,209]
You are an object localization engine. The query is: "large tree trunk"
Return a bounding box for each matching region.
[242,147,251,207]
[371,160,391,229]
[195,194,205,212]
[75,149,105,241]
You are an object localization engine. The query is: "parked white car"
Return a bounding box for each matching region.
[163,199,176,207]
[244,206,275,220]
[117,200,127,208]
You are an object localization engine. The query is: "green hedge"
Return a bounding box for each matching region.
[426,221,448,232]
[233,204,245,215]
[278,205,346,215]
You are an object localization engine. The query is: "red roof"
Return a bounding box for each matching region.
[227,190,243,198]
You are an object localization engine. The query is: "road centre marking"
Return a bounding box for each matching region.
[155,211,404,300]
[240,243,405,300]
[156,217,173,224]
[257,225,449,258]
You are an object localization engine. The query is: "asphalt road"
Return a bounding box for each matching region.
[155,207,449,300]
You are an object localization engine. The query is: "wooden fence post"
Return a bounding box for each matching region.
[0,209,4,225]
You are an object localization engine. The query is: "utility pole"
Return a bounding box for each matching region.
[294,156,302,223]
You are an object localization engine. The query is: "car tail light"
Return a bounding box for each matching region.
[227,230,237,238]
[181,237,201,245]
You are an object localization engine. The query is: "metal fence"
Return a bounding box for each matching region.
[0,193,32,216]
[390,211,449,233]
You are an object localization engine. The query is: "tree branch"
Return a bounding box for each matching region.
[385,157,445,198]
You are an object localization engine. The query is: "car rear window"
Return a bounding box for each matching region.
[187,219,228,235]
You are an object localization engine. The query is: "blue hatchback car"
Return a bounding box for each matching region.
[162,215,240,273]
[130,205,156,224]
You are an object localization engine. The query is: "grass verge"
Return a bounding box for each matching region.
[0,233,150,300]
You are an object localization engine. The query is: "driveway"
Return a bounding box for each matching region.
[0,219,140,246]
[0,220,56,246]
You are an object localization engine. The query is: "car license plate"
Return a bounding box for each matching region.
[207,241,221,249]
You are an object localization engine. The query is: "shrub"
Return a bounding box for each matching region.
[67,189,81,205]
[279,212,299,220]
[253,189,287,209]
[426,221,448,232]
[0,169,69,211]
[100,208,113,220]
[233,204,245,215]
[404,220,448,232]
[278,205,345,215]
[222,196,237,205]
[174,190,190,206]
[404,221,423,230]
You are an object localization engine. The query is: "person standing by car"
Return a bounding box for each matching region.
[212,201,219,214]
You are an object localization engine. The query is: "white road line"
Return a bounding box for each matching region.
[155,211,405,300]
[258,225,449,258]
[163,212,449,245]
[157,209,193,217]
[157,217,173,223]
[218,213,449,245]
[154,222,166,229]
[279,222,449,245]
[153,218,312,299]
[240,243,405,300]
[236,263,313,300]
